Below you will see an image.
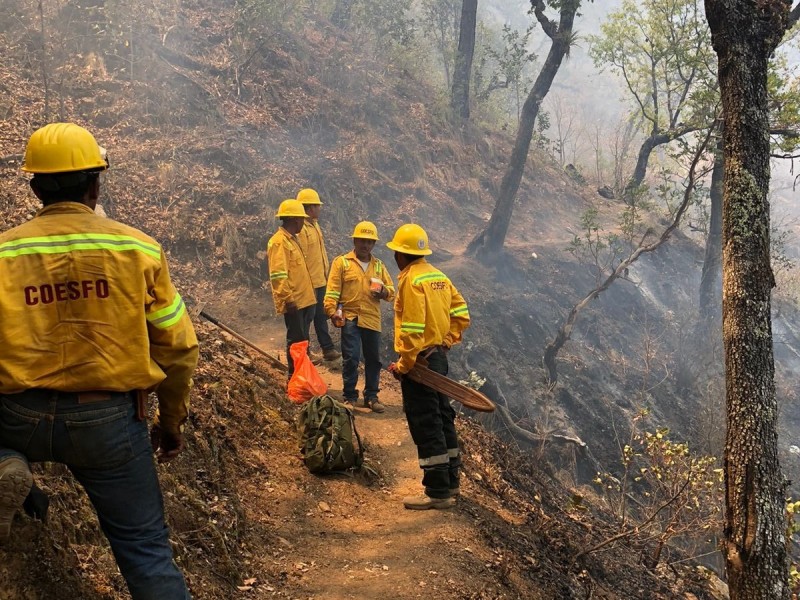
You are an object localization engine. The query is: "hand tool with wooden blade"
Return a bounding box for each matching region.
[190,302,287,371]
[406,355,495,412]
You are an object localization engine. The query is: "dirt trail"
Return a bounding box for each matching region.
[240,318,504,600]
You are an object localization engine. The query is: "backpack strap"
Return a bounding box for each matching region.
[348,409,364,468]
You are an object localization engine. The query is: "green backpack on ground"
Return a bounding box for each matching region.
[297,395,364,474]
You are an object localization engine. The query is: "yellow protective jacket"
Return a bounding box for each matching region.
[297,219,329,288]
[393,259,470,374]
[0,202,199,435]
[324,251,395,332]
[267,227,316,314]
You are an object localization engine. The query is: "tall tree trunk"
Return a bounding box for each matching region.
[331,0,355,30]
[705,2,790,598]
[467,0,579,259]
[450,0,478,120]
[699,134,724,324]
[623,132,672,202]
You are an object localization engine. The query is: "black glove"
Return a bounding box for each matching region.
[150,424,186,463]
[23,484,49,522]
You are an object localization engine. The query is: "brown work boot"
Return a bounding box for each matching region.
[322,348,341,361]
[403,494,455,510]
[368,399,385,413]
[0,456,33,542]
[449,487,460,497]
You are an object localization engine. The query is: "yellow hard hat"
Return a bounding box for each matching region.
[386,224,432,256]
[22,123,109,174]
[352,221,379,240]
[297,188,323,205]
[276,199,310,218]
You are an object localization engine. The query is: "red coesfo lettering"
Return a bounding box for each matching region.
[24,279,110,306]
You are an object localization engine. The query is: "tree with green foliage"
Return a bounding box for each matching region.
[420,0,462,89]
[704,1,795,597]
[474,23,537,124]
[451,0,478,120]
[350,0,416,58]
[467,0,590,259]
[589,0,718,203]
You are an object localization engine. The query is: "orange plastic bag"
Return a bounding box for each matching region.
[287,341,328,404]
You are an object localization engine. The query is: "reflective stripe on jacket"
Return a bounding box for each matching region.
[297,219,329,288]
[324,251,395,332]
[267,227,316,314]
[0,202,199,435]
[393,258,469,374]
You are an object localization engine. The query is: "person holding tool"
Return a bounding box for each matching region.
[386,224,470,510]
[0,123,198,598]
[325,221,394,412]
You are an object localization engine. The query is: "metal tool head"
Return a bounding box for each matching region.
[190,301,207,319]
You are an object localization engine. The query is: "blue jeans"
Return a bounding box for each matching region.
[340,319,382,402]
[0,391,190,600]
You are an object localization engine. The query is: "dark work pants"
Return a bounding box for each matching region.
[284,304,315,377]
[340,318,382,402]
[400,349,461,499]
[312,286,334,352]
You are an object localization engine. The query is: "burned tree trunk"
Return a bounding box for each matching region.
[622,125,699,204]
[705,1,790,598]
[467,0,579,259]
[623,132,672,201]
[450,0,478,120]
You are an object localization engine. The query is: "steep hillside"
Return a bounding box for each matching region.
[0,1,790,598]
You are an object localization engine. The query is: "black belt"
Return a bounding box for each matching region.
[7,389,135,404]
[421,345,445,359]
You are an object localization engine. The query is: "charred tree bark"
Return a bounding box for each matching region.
[705,1,791,598]
[450,0,477,120]
[466,0,579,259]
[331,0,355,30]
[622,125,699,203]
[699,134,724,324]
[624,133,672,200]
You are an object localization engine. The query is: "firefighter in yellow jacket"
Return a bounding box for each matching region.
[324,221,394,412]
[267,199,316,376]
[0,123,198,598]
[296,188,340,362]
[387,224,470,510]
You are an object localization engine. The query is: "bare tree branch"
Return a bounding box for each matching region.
[574,473,692,561]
